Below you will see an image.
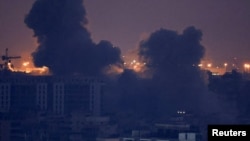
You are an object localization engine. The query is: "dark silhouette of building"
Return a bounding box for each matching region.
[0,75,104,116]
[0,73,106,141]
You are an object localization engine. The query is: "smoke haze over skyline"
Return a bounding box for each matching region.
[0,0,249,67]
[1,2,250,141]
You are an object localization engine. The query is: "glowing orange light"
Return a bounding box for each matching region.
[244,64,250,68]
[22,61,30,67]
[244,63,250,72]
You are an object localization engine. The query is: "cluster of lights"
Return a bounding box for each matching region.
[198,63,221,68]
[16,61,50,75]
[196,60,250,76]
[199,62,250,70]
[177,110,186,115]
[123,57,146,72]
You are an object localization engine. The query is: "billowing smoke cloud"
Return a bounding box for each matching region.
[24,0,222,125]
[113,26,208,120]
[139,26,204,73]
[137,26,206,114]
[24,0,122,75]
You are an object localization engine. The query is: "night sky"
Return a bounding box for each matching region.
[0,0,250,67]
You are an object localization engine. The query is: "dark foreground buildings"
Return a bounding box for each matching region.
[0,73,106,141]
[0,75,104,116]
[0,67,206,141]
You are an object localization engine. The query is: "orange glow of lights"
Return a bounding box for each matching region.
[22,62,30,67]
[131,61,146,73]
[207,63,212,68]
[15,61,51,75]
[7,63,15,71]
[244,63,250,72]
[23,66,49,75]
[244,64,250,68]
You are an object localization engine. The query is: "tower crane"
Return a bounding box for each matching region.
[1,48,21,71]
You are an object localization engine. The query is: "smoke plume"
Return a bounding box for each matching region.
[115,26,207,117]
[25,0,221,123]
[25,0,122,75]
[138,26,206,113]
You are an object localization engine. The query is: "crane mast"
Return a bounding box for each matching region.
[1,48,21,71]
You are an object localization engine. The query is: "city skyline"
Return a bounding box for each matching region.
[0,1,250,140]
[0,0,249,69]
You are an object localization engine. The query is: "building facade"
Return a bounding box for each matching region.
[0,75,104,116]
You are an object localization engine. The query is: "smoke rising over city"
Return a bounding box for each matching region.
[1,0,250,140]
[25,0,122,76]
[138,26,204,70]
[138,26,206,112]
[110,27,210,118]
[23,0,240,124]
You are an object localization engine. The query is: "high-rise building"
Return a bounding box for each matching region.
[0,83,11,112]
[0,75,104,116]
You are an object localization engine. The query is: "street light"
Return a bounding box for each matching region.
[244,63,250,73]
[207,63,212,68]
[224,63,228,72]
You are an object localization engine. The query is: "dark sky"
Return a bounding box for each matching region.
[0,0,250,67]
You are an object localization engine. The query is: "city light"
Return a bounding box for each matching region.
[177,110,186,115]
[207,63,212,68]
[22,61,30,67]
[244,63,250,73]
